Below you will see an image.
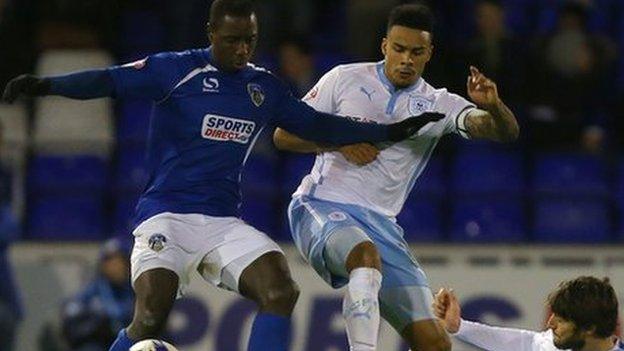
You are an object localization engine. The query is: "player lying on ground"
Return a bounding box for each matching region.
[2,1,442,350]
[433,276,623,351]
[273,3,519,351]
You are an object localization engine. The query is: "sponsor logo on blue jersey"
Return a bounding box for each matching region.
[201,114,256,144]
[202,77,220,93]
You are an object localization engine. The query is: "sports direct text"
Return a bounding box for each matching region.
[201,114,256,144]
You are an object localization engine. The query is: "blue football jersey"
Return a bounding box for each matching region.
[106,48,389,226]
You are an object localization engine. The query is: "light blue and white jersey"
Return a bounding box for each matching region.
[454,320,624,351]
[293,62,476,217]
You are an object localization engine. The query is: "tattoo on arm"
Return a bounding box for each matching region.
[465,100,519,142]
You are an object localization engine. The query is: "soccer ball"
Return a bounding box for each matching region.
[130,339,179,351]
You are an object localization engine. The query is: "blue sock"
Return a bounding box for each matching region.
[247,313,291,351]
[109,329,135,351]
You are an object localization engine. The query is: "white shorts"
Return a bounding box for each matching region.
[131,212,283,296]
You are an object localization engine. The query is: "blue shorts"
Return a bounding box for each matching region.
[288,196,435,331]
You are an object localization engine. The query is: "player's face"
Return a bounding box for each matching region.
[209,14,258,71]
[381,25,433,89]
[548,314,586,350]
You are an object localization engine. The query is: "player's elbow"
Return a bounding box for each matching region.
[507,124,520,142]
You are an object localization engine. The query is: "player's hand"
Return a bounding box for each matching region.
[2,74,51,103]
[433,288,461,334]
[338,143,379,166]
[467,66,499,109]
[387,112,445,141]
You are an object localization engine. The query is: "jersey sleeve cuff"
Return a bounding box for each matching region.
[454,319,478,337]
[455,105,476,139]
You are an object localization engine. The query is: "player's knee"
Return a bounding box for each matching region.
[346,241,381,272]
[258,279,300,312]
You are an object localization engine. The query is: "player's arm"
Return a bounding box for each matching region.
[273,128,380,166]
[272,91,444,146]
[454,320,552,351]
[2,55,175,103]
[433,288,550,351]
[2,70,115,102]
[273,128,336,153]
[463,66,519,142]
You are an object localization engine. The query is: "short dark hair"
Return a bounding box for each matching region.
[209,0,255,31]
[387,3,434,34]
[547,276,618,338]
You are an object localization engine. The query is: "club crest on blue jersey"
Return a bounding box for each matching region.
[408,96,433,115]
[202,114,256,144]
[148,234,167,252]
[247,83,265,107]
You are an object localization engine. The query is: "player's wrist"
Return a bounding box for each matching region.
[452,318,462,334]
[482,97,503,113]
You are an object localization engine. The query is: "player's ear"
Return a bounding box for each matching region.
[426,44,434,63]
[381,38,388,56]
[207,22,214,42]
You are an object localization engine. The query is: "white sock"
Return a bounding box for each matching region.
[342,267,383,351]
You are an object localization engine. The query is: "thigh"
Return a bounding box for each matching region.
[237,251,294,300]
[323,226,373,278]
[288,197,370,288]
[198,219,283,293]
[133,268,179,310]
[131,212,208,296]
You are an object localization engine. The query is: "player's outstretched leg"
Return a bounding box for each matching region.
[109,268,179,351]
[238,251,300,351]
[326,228,383,351]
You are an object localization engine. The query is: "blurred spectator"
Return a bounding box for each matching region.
[460,0,526,106]
[0,120,21,351]
[278,37,317,97]
[60,238,133,351]
[528,0,615,152]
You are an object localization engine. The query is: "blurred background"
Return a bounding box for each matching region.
[0,0,623,350]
